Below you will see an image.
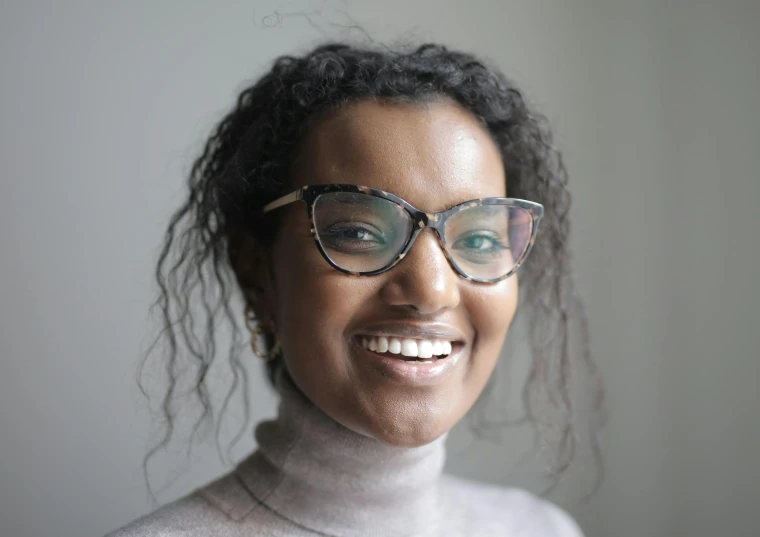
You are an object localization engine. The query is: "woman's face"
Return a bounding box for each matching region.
[252,99,518,447]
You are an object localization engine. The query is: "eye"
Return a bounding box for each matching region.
[460,235,496,250]
[451,231,510,262]
[331,227,377,241]
[319,222,388,252]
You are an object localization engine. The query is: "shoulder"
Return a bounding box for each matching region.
[440,474,584,537]
[103,473,257,537]
[103,494,224,537]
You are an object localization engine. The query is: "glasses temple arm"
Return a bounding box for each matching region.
[262,189,303,213]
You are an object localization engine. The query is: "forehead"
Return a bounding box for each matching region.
[291,99,506,211]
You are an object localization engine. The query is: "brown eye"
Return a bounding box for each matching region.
[312,192,413,273]
[319,222,387,252]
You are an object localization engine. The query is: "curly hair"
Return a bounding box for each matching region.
[139,42,605,500]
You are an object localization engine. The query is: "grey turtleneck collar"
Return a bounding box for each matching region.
[105,365,584,537]
[234,366,447,537]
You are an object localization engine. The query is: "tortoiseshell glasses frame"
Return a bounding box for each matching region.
[262,184,544,284]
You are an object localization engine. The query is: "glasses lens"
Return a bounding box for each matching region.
[444,204,533,281]
[313,192,412,273]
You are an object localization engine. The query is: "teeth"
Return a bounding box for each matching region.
[401,339,418,357]
[418,340,433,359]
[360,336,453,358]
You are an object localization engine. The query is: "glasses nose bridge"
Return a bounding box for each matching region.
[405,211,452,266]
[410,208,446,233]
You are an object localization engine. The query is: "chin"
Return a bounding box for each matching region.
[363,414,452,448]
[385,433,446,448]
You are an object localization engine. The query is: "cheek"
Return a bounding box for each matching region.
[269,228,370,372]
[467,274,519,368]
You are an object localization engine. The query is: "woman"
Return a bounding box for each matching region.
[107,43,600,536]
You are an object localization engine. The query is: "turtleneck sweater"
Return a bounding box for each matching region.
[105,367,583,537]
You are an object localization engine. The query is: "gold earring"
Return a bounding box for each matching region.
[244,305,281,361]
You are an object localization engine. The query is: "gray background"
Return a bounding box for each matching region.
[1,1,759,536]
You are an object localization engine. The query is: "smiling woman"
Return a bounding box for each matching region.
[105,43,600,537]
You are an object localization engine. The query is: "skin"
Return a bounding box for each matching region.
[235,99,518,447]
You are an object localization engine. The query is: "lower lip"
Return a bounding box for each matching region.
[351,341,464,386]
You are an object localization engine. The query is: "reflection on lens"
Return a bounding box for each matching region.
[444,204,532,280]
[313,192,412,273]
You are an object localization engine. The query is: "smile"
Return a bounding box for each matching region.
[360,336,452,360]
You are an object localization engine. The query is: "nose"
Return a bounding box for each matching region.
[378,229,461,314]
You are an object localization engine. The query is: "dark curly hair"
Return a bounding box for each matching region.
[139,42,605,500]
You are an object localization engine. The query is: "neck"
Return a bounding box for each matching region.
[235,366,447,537]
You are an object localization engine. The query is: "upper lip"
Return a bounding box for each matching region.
[353,321,468,343]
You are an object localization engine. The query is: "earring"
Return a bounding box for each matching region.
[244,305,281,361]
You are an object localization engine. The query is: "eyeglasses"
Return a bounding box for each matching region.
[263,184,543,283]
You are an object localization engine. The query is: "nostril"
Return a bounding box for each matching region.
[377,230,461,312]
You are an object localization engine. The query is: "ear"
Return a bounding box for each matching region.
[227,227,276,326]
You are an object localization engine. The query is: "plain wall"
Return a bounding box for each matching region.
[1,1,758,537]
